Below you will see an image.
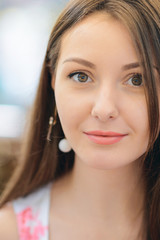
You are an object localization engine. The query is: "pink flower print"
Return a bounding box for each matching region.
[17,207,48,240]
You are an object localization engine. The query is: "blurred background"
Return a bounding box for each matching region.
[0,0,68,192]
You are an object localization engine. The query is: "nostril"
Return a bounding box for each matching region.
[91,106,119,122]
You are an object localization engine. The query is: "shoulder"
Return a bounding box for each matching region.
[0,183,52,240]
[0,203,19,240]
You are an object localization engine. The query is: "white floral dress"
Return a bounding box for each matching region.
[12,183,52,240]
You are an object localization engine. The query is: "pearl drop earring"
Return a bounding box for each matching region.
[58,138,72,153]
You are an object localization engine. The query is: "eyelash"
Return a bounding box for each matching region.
[125,73,143,87]
[68,71,143,87]
[68,71,92,83]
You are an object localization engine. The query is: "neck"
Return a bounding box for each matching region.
[51,157,146,238]
[62,156,145,227]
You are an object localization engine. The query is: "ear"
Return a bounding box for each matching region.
[51,74,55,90]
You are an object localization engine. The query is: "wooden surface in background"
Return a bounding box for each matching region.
[0,138,20,194]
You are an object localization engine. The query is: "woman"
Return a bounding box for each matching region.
[0,0,159,239]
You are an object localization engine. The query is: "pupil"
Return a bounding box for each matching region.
[78,73,87,82]
[132,75,142,86]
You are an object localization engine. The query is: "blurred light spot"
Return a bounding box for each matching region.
[0,104,26,138]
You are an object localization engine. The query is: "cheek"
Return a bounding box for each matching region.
[55,86,84,133]
[127,98,149,138]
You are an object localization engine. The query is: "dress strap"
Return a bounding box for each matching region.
[12,183,52,240]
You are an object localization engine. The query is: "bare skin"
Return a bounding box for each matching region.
[49,160,145,240]
[0,203,19,240]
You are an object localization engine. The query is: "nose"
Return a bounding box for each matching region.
[91,85,119,122]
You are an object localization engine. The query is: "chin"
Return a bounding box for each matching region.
[81,156,134,171]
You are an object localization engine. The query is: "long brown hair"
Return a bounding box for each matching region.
[1,0,160,238]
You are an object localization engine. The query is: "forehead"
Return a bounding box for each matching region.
[58,12,138,71]
[58,12,138,64]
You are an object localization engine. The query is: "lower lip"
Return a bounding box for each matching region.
[85,134,126,145]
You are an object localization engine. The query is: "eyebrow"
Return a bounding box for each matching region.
[122,62,141,71]
[63,57,159,72]
[123,62,159,74]
[63,58,96,69]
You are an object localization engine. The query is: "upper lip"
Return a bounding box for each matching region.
[84,131,127,137]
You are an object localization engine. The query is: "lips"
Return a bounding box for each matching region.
[84,131,127,145]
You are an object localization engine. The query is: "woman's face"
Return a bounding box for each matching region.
[52,12,149,170]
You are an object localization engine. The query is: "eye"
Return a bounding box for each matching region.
[68,72,92,83]
[126,73,143,87]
